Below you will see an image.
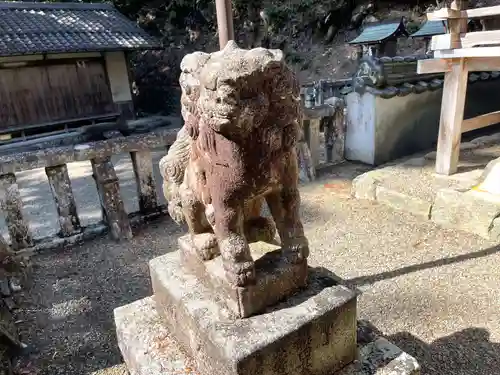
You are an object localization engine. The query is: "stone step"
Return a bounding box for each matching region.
[114,297,420,375]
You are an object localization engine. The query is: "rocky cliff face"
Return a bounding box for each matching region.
[128,0,436,116]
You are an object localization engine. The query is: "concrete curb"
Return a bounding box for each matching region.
[351,169,500,240]
[376,186,432,219]
[432,189,500,240]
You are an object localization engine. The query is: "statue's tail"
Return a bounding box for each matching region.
[159,126,192,224]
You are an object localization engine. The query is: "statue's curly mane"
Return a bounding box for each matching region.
[198,46,302,137]
[159,51,209,223]
[159,126,191,184]
[160,43,302,224]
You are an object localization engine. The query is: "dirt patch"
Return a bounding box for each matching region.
[12,220,183,375]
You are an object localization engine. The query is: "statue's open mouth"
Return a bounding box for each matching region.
[203,113,232,132]
[211,116,231,128]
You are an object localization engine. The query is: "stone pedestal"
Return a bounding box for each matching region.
[150,250,357,375]
[114,235,422,375]
[114,236,366,375]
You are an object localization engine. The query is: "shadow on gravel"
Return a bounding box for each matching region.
[346,244,500,287]
[389,328,500,375]
[359,320,500,375]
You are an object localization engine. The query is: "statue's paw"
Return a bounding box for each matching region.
[168,204,185,225]
[192,233,220,261]
[244,216,277,243]
[205,204,215,227]
[223,260,256,287]
[283,236,309,264]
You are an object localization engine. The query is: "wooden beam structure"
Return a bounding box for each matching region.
[434,46,500,58]
[418,1,500,175]
[427,4,500,20]
[431,30,500,50]
[418,57,500,74]
[462,110,500,133]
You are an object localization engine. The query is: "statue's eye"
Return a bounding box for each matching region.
[240,90,254,100]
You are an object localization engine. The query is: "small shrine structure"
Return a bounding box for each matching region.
[0,1,177,251]
[348,17,408,58]
[410,20,448,52]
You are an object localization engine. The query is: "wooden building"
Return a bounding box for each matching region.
[0,1,161,143]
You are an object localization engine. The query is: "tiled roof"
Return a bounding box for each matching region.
[0,1,162,57]
[348,18,408,45]
[309,54,500,99]
[410,20,447,38]
[360,71,500,99]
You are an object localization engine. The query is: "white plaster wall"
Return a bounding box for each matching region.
[345,91,376,164]
[345,89,442,166]
[104,51,133,103]
[345,80,500,166]
[373,90,442,165]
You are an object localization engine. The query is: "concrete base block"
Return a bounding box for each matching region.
[150,251,357,375]
[473,157,500,195]
[339,321,420,375]
[351,171,380,200]
[114,298,420,375]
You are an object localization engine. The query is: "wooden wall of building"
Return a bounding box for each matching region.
[0,57,115,130]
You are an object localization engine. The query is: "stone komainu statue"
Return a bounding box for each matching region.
[159,41,309,287]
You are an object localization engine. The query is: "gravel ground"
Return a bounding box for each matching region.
[8,160,500,375]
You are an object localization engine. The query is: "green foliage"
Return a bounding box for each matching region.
[405,20,421,35]
[266,4,289,31]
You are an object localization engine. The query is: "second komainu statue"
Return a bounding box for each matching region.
[159,41,309,288]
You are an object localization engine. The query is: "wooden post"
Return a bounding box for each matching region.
[324,117,335,164]
[305,119,321,168]
[436,59,469,175]
[450,1,469,49]
[130,151,158,214]
[324,109,346,165]
[0,174,32,250]
[432,0,469,175]
[45,164,81,237]
[297,118,316,182]
[91,157,133,241]
[215,0,234,48]
[314,81,324,107]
